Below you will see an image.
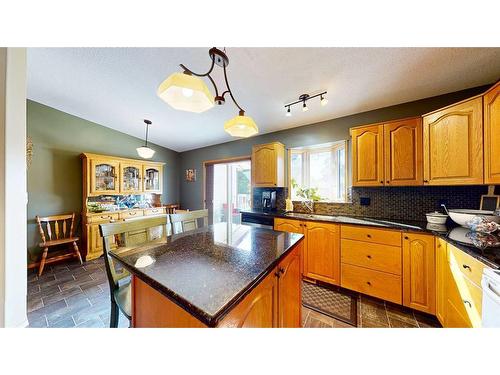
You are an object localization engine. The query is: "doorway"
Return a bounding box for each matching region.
[204,158,251,225]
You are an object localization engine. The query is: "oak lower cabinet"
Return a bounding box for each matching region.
[435,237,448,325]
[422,97,483,185]
[483,81,500,184]
[251,142,285,187]
[277,242,302,328]
[402,233,436,314]
[274,218,341,286]
[444,244,487,328]
[340,225,402,304]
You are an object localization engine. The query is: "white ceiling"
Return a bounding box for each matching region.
[27,48,500,152]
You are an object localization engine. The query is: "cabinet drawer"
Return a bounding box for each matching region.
[448,262,482,327]
[341,263,402,304]
[341,225,401,246]
[144,208,166,216]
[119,210,144,220]
[341,239,402,275]
[448,244,487,287]
[87,213,120,224]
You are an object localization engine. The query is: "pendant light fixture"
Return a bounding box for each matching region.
[157,47,258,138]
[137,119,155,159]
[284,91,327,117]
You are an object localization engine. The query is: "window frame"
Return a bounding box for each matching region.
[288,140,348,203]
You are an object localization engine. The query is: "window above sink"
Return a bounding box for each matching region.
[289,140,348,203]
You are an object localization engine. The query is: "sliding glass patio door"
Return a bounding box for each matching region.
[205,159,251,225]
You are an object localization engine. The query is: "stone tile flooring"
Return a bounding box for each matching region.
[302,294,441,328]
[28,257,440,328]
[27,258,129,328]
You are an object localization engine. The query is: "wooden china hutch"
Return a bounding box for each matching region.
[81,153,165,260]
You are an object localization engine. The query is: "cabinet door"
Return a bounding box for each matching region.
[120,163,143,194]
[435,237,447,325]
[484,82,500,184]
[218,270,278,328]
[278,243,302,328]
[274,218,303,234]
[445,265,472,328]
[90,159,120,195]
[252,144,277,187]
[423,97,483,185]
[383,118,423,186]
[402,233,436,314]
[351,125,384,186]
[304,222,340,285]
[143,164,162,193]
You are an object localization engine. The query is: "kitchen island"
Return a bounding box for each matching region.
[110,222,304,327]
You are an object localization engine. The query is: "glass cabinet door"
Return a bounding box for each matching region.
[121,164,142,193]
[90,160,120,195]
[143,166,162,192]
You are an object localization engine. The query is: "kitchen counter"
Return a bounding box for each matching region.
[109,222,304,327]
[242,209,500,269]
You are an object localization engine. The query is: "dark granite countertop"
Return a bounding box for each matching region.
[109,222,304,327]
[241,209,500,269]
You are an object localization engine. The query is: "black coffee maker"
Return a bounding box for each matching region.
[262,190,277,211]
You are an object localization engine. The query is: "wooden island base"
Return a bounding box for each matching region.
[131,242,302,328]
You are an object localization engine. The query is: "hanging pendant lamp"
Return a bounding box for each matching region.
[157,47,258,138]
[137,119,155,159]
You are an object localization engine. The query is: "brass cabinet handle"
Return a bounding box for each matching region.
[463,264,471,271]
[464,300,472,308]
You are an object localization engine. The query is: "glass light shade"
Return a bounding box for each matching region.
[302,103,308,112]
[136,146,155,159]
[157,72,214,113]
[224,114,259,138]
[321,97,328,106]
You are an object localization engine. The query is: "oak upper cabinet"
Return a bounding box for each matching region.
[143,163,163,193]
[89,158,120,195]
[422,97,483,185]
[435,237,447,325]
[252,142,285,187]
[120,162,143,194]
[402,232,436,314]
[484,82,500,184]
[383,117,423,186]
[303,221,341,286]
[277,242,302,328]
[351,125,384,186]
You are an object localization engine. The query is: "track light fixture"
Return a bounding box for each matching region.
[284,91,327,117]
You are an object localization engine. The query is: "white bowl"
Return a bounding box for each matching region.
[426,212,448,224]
[448,209,500,227]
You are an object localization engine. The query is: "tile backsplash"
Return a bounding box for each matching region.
[253,187,288,211]
[292,185,492,222]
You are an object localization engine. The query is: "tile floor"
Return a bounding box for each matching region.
[302,294,441,328]
[28,257,440,328]
[27,258,129,328]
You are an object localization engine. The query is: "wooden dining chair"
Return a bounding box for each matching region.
[99,215,170,328]
[164,204,180,214]
[169,209,208,234]
[36,213,82,276]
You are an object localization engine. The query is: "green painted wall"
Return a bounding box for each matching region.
[27,100,180,261]
[179,85,491,210]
